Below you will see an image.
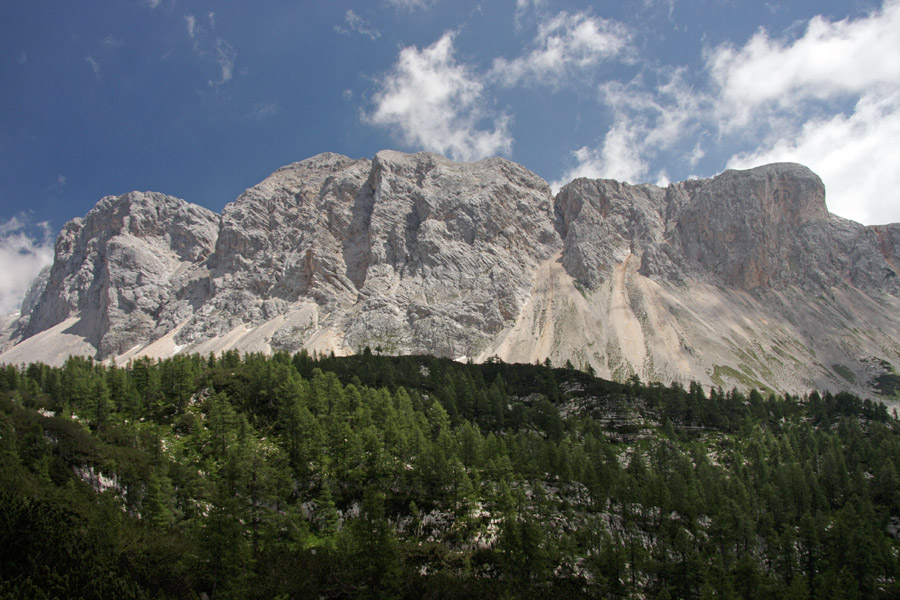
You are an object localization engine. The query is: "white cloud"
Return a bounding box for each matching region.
[211,38,236,86]
[513,0,549,30]
[85,55,102,80]
[492,11,631,87]
[552,1,900,226]
[708,0,900,130]
[335,10,381,40]
[185,14,197,39]
[709,0,900,224]
[553,69,706,189]
[183,12,237,88]
[385,0,435,11]
[366,32,512,162]
[142,0,162,8]
[0,217,54,315]
[552,124,647,191]
[727,91,900,225]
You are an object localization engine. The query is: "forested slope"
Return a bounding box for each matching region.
[1,351,899,598]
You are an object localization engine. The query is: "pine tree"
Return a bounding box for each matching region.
[348,488,402,598]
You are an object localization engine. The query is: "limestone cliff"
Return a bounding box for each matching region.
[3,152,900,402]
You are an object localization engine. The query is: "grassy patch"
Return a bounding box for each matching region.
[710,364,767,391]
[573,281,590,300]
[831,364,856,384]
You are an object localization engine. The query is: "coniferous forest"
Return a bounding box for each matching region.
[2,350,900,599]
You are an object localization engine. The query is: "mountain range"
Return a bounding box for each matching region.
[2,150,899,401]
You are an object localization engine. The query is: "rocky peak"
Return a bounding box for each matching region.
[685,163,828,230]
[669,162,828,289]
[4,151,900,402]
[555,178,669,289]
[555,163,835,291]
[20,191,219,356]
[191,150,561,356]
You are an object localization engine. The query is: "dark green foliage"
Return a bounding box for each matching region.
[1,352,900,598]
[874,372,900,397]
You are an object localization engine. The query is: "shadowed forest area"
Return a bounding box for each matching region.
[1,350,899,599]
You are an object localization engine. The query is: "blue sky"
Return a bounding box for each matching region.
[2,0,899,313]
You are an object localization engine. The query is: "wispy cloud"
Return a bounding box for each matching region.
[85,55,102,81]
[384,0,435,11]
[253,101,280,119]
[366,32,512,162]
[492,11,632,87]
[553,69,706,189]
[513,0,549,30]
[184,12,237,88]
[44,174,66,195]
[335,10,380,40]
[101,34,123,49]
[185,14,197,39]
[0,216,54,315]
[212,38,236,86]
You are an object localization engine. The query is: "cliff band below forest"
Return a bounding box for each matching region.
[2,150,900,400]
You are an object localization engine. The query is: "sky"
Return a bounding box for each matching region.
[1,0,899,313]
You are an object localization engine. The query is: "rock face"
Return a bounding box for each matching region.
[14,192,219,358]
[3,151,900,402]
[177,150,560,359]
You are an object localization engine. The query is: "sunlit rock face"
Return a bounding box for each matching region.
[4,151,900,403]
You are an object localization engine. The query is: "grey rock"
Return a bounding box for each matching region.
[19,265,51,319]
[184,150,560,357]
[19,191,219,357]
[555,163,834,290]
[3,152,900,403]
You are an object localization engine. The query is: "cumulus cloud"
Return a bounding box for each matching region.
[554,1,900,225]
[728,92,900,225]
[366,32,513,161]
[492,11,631,87]
[336,10,380,40]
[708,0,900,130]
[551,125,647,192]
[0,217,54,315]
[711,0,900,224]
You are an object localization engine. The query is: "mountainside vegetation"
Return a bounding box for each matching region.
[2,350,899,599]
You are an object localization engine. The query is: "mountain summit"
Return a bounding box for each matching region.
[3,151,900,399]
